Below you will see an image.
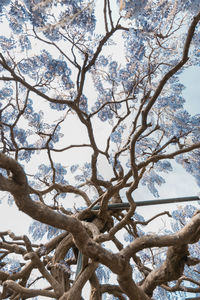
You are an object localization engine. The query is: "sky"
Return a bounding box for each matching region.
[0,0,199,237]
[0,2,200,299]
[0,65,199,238]
[180,66,200,116]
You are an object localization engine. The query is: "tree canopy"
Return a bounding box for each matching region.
[0,0,200,299]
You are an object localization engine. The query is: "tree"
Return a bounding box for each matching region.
[0,0,200,299]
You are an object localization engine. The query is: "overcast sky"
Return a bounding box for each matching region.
[1,66,199,236]
[0,0,199,241]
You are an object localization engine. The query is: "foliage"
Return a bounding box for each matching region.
[0,0,200,299]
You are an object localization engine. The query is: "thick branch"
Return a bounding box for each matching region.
[3,280,55,298]
[141,244,189,296]
[120,212,200,259]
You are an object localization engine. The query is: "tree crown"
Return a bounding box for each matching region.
[0,1,200,299]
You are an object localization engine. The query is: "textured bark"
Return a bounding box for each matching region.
[141,245,189,296]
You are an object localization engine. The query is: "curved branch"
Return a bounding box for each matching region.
[121,211,200,259]
[3,280,56,298]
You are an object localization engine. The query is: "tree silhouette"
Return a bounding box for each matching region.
[0,0,200,299]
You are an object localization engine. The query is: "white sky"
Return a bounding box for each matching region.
[0,2,199,299]
[0,0,199,237]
